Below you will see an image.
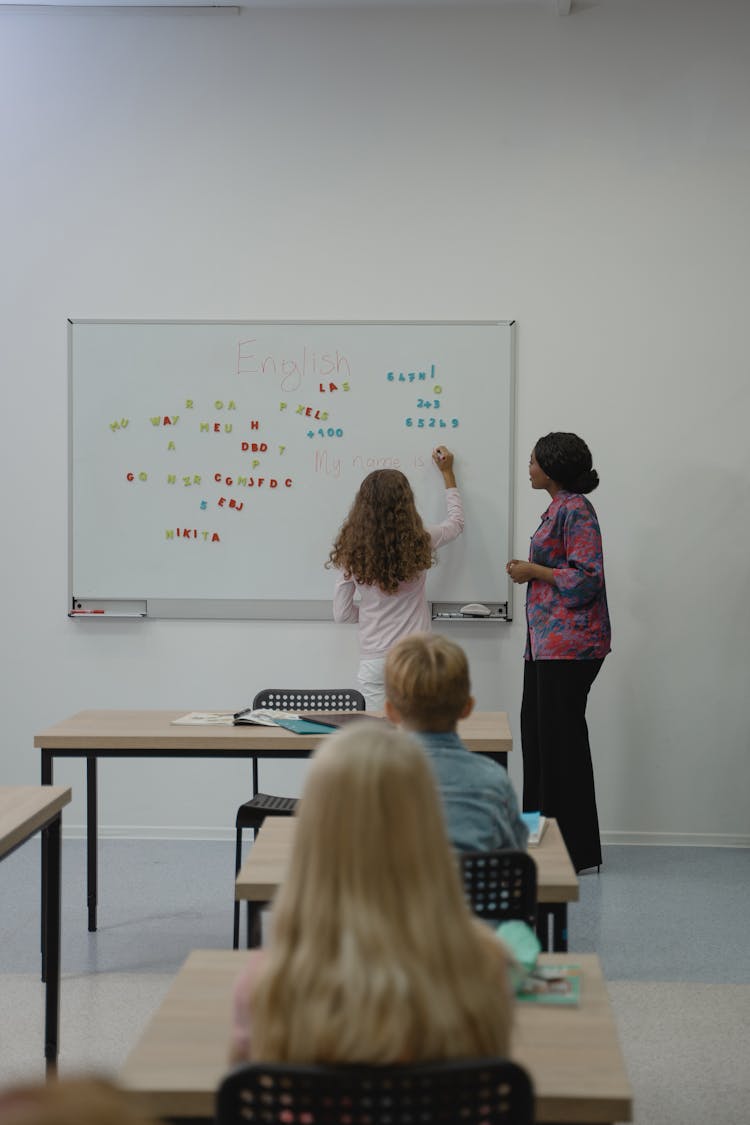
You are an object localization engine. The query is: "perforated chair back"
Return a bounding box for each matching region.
[232,686,365,949]
[460,848,537,927]
[216,1057,534,1125]
[252,688,366,712]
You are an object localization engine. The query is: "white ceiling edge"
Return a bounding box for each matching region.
[0,0,570,11]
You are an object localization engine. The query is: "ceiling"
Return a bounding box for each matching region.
[2,0,571,11]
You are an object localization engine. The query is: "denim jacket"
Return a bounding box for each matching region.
[416,730,528,854]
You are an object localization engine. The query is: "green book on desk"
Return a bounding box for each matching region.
[521,811,548,846]
[232,709,337,734]
[273,717,338,734]
[233,710,388,734]
[517,964,581,1006]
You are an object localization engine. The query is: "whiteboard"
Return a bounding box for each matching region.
[69,321,515,620]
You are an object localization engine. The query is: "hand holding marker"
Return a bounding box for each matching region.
[432,446,490,619]
[432,445,457,487]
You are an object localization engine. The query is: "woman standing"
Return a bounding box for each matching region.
[507,432,611,873]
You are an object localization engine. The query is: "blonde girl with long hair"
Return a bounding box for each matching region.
[229,723,513,1065]
[327,446,463,711]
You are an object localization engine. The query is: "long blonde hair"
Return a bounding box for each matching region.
[248,724,512,1063]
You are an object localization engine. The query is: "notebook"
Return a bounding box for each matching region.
[297,712,391,730]
[516,964,581,1006]
[521,811,548,846]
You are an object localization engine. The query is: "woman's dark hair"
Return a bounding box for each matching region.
[534,432,599,494]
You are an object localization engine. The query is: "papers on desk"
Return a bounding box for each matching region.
[521,811,548,846]
[233,708,290,727]
[517,964,581,1006]
[171,712,236,726]
[233,709,338,734]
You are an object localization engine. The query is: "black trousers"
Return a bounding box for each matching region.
[521,657,604,873]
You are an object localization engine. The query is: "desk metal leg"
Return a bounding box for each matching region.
[535,905,568,953]
[40,751,53,981]
[482,751,508,771]
[550,903,568,952]
[44,813,62,1073]
[252,756,259,796]
[87,756,98,932]
[535,910,549,952]
[247,902,262,949]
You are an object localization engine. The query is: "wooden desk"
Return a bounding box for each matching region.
[34,709,511,932]
[0,785,71,1072]
[118,949,632,1124]
[531,819,580,952]
[236,816,578,952]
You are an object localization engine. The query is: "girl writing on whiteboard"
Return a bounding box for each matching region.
[327,445,463,710]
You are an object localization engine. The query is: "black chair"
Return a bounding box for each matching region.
[460,848,538,928]
[232,687,366,948]
[216,1057,534,1125]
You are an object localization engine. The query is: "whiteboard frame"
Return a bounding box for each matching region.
[68,319,516,621]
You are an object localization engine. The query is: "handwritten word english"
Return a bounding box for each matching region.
[237,340,351,392]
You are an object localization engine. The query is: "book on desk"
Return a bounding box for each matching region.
[170,712,235,726]
[517,964,581,1006]
[233,710,390,734]
[522,811,548,846]
[232,709,333,734]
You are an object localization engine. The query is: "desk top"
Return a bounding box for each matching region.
[118,949,631,1124]
[236,816,578,905]
[34,710,512,755]
[0,786,72,859]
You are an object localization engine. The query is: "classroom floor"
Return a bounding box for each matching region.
[1,840,748,1124]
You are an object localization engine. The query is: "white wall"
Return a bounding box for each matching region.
[1,0,748,844]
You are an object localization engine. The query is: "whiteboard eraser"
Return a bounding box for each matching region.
[459,603,491,617]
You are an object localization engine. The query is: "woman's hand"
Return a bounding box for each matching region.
[507,560,556,585]
[433,446,456,488]
[507,559,535,584]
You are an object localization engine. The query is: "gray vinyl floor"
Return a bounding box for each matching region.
[1,839,749,1124]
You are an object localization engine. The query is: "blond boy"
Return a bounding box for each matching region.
[385,633,528,853]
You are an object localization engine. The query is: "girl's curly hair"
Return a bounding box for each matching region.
[327,469,434,593]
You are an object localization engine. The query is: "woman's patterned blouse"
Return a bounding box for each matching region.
[524,490,611,660]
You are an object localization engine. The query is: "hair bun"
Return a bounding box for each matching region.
[573,468,599,494]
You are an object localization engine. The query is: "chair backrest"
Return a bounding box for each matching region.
[460,848,538,927]
[252,688,366,712]
[216,1057,534,1125]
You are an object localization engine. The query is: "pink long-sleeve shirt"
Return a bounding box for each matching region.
[332,488,464,659]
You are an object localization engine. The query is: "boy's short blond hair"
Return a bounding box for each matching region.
[385,633,470,731]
